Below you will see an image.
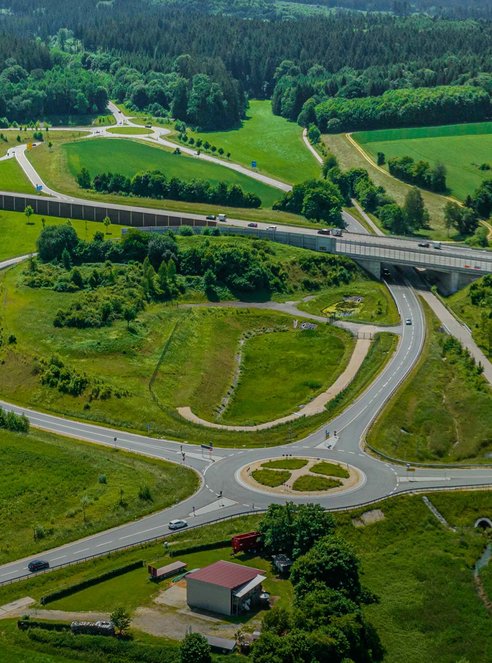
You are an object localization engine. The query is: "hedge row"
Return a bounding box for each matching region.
[169,539,230,557]
[26,629,181,663]
[18,620,71,632]
[40,560,144,605]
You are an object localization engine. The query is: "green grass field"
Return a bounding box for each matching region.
[0,492,489,662]
[184,99,320,184]
[63,139,280,208]
[252,468,291,487]
[263,458,308,470]
[354,121,492,202]
[322,133,450,240]
[0,429,197,564]
[297,280,399,325]
[221,326,353,425]
[0,210,125,261]
[0,239,395,447]
[311,461,350,478]
[0,157,35,193]
[367,303,492,463]
[292,475,341,491]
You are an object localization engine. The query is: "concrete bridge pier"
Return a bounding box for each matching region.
[356,259,382,280]
[435,270,478,295]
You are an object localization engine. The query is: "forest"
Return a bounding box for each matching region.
[0,2,491,129]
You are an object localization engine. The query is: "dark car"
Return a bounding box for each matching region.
[418,242,430,248]
[206,214,216,220]
[28,559,50,573]
[247,222,258,228]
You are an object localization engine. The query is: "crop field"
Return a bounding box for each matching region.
[0,428,197,564]
[0,157,34,193]
[354,122,492,201]
[0,492,490,663]
[222,326,353,425]
[0,210,125,261]
[63,139,281,207]
[367,303,492,463]
[185,99,320,184]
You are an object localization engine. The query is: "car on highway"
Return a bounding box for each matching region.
[331,228,343,237]
[145,124,152,128]
[218,214,227,222]
[168,519,188,530]
[432,242,442,250]
[266,225,277,231]
[418,242,430,248]
[28,559,50,573]
[248,222,258,227]
[317,228,331,235]
[206,214,216,220]
[405,318,412,325]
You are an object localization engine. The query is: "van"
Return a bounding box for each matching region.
[218,214,227,221]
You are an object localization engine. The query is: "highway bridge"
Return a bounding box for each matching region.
[2,190,491,292]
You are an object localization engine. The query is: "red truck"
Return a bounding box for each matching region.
[231,531,262,554]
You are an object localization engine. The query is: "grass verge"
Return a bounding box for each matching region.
[251,468,290,487]
[310,461,350,478]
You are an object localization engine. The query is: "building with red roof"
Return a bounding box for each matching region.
[186,560,266,616]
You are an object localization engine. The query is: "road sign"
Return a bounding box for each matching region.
[251,160,257,168]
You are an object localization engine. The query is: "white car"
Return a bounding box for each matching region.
[168,519,188,530]
[405,318,412,325]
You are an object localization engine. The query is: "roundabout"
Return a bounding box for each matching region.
[237,456,363,496]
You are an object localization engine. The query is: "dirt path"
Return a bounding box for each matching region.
[177,336,371,431]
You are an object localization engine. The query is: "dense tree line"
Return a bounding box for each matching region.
[313,86,491,133]
[78,168,262,208]
[273,179,345,226]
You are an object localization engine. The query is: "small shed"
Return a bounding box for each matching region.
[205,635,237,654]
[186,560,265,616]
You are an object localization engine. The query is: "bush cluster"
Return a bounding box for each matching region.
[0,406,29,433]
[39,355,127,400]
[388,156,447,193]
[78,168,262,208]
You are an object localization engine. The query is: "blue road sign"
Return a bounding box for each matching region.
[251,160,257,168]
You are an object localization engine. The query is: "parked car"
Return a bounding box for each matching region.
[168,519,188,530]
[317,228,331,235]
[28,559,50,573]
[206,214,216,220]
[247,222,258,228]
[418,242,430,248]
[405,318,412,325]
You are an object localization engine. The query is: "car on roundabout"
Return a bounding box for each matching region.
[168,519,188,530]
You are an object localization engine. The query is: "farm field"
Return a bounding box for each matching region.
[367,303,492,463]
[182,99,320,184]
[62,139,281,208]
[0,210,125,261]
[354,121,492,201]
[297,280,400,326]
[0,157,35,194]
[322,133,449,240]
[0,428,198,564]
[0,492,490,663]
[0,235,396,447]
[221,326,353,425]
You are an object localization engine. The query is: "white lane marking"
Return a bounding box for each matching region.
[51,556,67,562]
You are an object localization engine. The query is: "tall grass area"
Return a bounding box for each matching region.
[322,133,449,240]
[0,493,490,662]
[0,210,125,261]
[183,99,320,184]
[355,121,492,201]
[0,252,395,447]
[447,277,492,360]
[367,303,492,463]
[0,429,198,564]
[0,157,34,194]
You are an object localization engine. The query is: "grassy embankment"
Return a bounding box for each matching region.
[0,492,490,662]
[0,428,198,564]
[447,277,492,360]
[0,210,125,261]
[367,302,492,463]
[322,132,449,240]
[0,234,397,446]
[0,157,35,194]
[105,127,152,135]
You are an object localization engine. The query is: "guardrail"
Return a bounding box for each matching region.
[2,482,491,587]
